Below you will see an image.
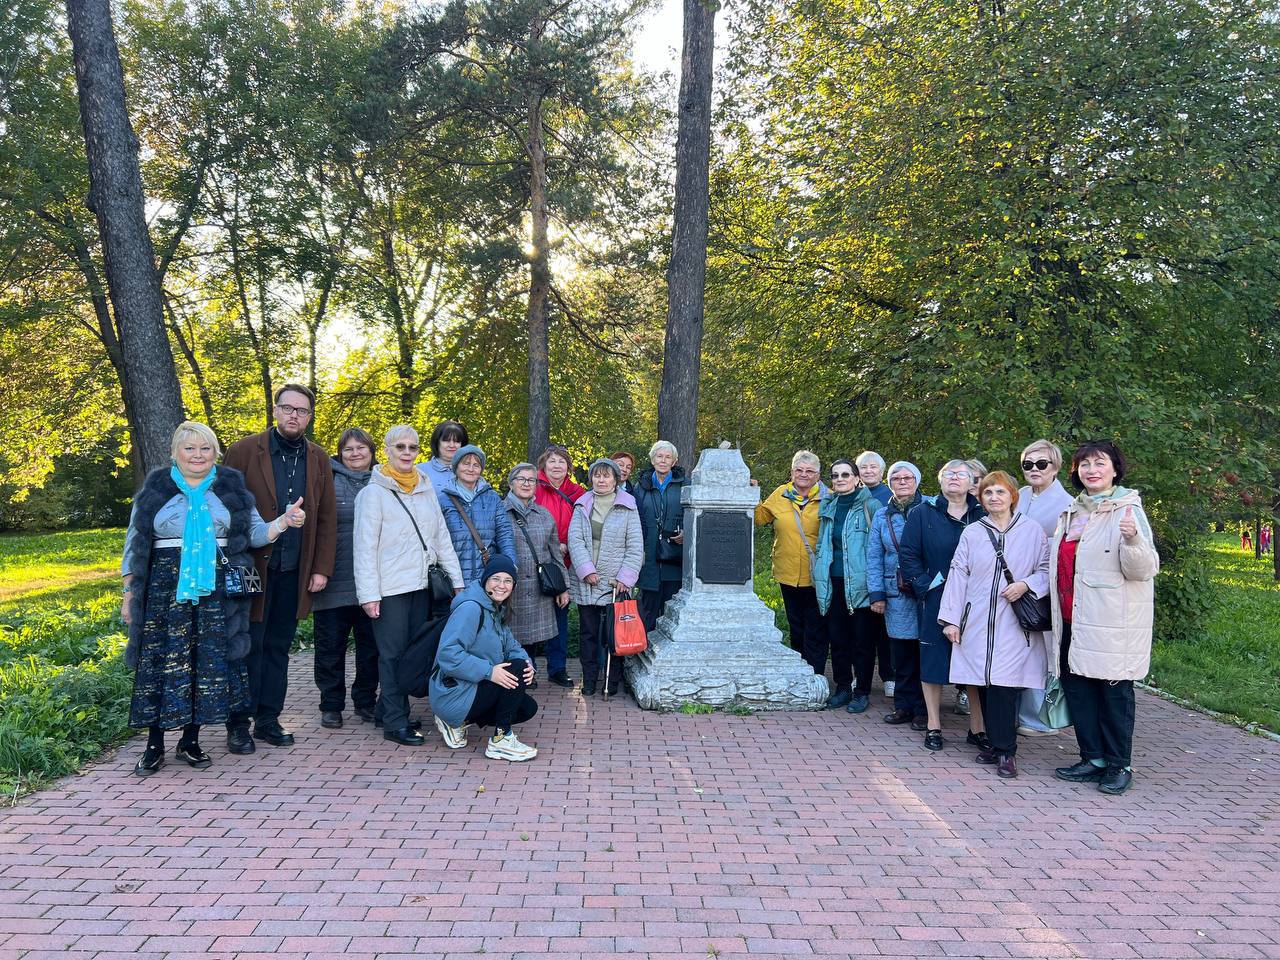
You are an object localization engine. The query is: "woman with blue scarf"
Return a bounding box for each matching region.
[121,422,305,777]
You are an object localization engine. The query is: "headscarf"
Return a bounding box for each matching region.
[170,463,218,604]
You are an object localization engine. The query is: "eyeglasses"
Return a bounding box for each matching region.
[393,443,419,452]
[889,474,915,483]
[512,476,537,484]
[487,576,515,586]
[941,470,970,479]
[1021,459,1052,471]
[276,403,312,418]
[830,470,854,480]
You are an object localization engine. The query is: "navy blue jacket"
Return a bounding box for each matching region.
[897,494,985,647]
[635,467,688,589]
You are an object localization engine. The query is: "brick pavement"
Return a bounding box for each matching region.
[2,651,1279,960]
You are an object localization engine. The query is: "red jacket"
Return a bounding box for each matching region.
[534,471,585,544]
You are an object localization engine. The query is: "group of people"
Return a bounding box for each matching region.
[120,385,1159,795]
[754,440,1158,794]
[1241,524,1271,554]
[120,386,689,773]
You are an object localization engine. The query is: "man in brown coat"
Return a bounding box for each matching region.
[222,384,337,753]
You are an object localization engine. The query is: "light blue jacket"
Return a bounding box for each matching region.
[429,581,530,727]
[814,486,882,615]
[866,494,934,639]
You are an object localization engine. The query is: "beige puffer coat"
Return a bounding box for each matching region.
[353,469,463,604]
[1047,488,1159,681]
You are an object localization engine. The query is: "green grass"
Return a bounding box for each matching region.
[0,529,131,800]
[1148,535,1280,733]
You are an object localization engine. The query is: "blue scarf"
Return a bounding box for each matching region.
[171,464,218,604]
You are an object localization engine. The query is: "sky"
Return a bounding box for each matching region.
[632,0,684,77]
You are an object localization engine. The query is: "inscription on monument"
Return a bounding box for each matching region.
[695,512,752,584]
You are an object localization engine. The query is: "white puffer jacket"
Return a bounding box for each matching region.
[1048,488,1160,681]
[353,469,463,604]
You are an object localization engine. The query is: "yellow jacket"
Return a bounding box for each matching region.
[755,482,825,587]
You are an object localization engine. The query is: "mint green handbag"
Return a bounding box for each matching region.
[1038,676,1072,729]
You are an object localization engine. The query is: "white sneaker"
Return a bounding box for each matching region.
[434,715,469,750]
[485,731,537,762]
[883,680,896,698]
[954,689,971,715]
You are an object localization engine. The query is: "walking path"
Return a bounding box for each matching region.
[3,653,1279,960]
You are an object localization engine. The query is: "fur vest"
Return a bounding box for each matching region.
[123,467,257,668]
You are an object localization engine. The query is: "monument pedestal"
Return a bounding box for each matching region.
[626,446,828,711]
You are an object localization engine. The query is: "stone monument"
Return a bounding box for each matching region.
[626,444,829,711]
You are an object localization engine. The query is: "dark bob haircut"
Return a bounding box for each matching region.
[1069,440,1128,491]
[429,420,469,459]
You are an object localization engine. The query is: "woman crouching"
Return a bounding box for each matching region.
[430,555,539,761]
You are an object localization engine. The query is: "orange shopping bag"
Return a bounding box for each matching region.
[610,588,648,656]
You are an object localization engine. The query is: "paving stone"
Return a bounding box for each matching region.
[1,650,1278,959]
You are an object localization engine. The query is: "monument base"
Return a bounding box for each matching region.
[626,588,830,711]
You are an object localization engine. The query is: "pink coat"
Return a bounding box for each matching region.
[938,515,1051,688]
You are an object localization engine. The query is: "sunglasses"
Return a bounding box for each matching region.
[393,443,419,452]
[1021,459,1052,471]
[830,470,855,479]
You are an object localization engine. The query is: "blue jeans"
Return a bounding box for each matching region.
[548,603,569,676]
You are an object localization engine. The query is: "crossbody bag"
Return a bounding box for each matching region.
[512,513,567,596]
[389,489,455,606]
[445,491,492,565]
[980,520,1051,633]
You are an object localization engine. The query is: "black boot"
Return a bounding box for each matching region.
[135,727,165,776]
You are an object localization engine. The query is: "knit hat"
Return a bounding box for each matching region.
[452,444,486,473]
[588,457,622,482]
[886,460,922,486]
[481,553,517,585]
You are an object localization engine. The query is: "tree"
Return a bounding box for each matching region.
[656,0,716,464]
[64,0,184,473]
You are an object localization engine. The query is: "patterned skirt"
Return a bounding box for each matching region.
[129,548,250,729]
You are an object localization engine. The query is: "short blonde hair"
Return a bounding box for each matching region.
[383,424,419,456]
[171,421,221,460]
[791,450,820,471]
[937,459,970,485]
[1020,439,1063,470]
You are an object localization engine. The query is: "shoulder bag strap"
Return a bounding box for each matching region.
[512,513,544,568]
[446,491,491,564]
[979,521,1017,586]
[791,505,817,567]
[389,489,431,558]
[886,507,902,552]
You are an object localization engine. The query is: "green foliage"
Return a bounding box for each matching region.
[679,701,715,715]
[707,0,1280,530]
[1153,554,1217,648]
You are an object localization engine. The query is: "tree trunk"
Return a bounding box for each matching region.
[525,11,552,462]
[163,294,217,433]
[65,0,184,475]
[657,0,716,465]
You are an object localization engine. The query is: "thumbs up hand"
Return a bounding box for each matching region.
[283,496,306,528]
[1118,505,1138,542]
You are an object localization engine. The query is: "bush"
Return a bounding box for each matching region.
[1154,554,1217,647]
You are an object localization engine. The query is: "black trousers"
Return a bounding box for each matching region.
[639,580,681,631]
[371,589,432,732]
[229,567,299,730]
[465,658,538,734]
[780,584,825,675]
[890,636,925,716]
[1060,624,1136,767]
[979,684,1024,755]
[313,604,378,712]
[824,582,881,695]
[578,604,614,687]
[873,616,893,685]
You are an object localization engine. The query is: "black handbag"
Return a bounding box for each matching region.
[981,522,1051,633]
[653,484,683,565]
[390,490,456,606]
[513,513,567,596]
[218,546,264,598]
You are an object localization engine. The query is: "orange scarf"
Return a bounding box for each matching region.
[381,463,419,494]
